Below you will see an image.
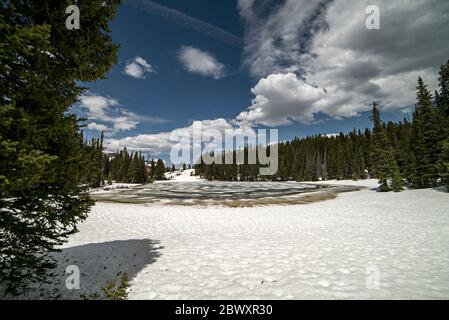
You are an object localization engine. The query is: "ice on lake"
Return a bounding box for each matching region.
[91,181,361,207]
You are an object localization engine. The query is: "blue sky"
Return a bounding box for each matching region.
[75,0,449,160]
[81,0,254,141]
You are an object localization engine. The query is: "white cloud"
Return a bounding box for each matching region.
[124,56,154,79]
[104,118,256,157]
[237,0,449,126]
[87,122,110,132]
[78,94,140,136]
[237,73,333,126]
[178,46,225,79]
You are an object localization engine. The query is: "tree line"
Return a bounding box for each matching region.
[83,133,169,187]
[196,60,449,192]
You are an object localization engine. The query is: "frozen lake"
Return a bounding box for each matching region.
[90,181,361,206]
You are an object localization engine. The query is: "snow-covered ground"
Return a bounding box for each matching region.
[306,179,380,189]
[90,183,143,194]
[162,169,203,182]
[43,178,448,299]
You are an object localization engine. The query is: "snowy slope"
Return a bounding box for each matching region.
[162,169,203,182]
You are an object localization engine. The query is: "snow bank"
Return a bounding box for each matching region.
[90,183,143,194]
[305,179,380,189]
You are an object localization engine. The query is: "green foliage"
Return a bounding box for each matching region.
[436,60,449,191]
[154,159,167,180]
[410,77,440,187]
[104,148,149,184]
[438,60,449,117]
[0,0,121,295]
[80,272,130,300]
[196,131,371,183]
[369,102,400,191]
[84,133,106,188]
[101,272,130,300]
[392,169,404,192]
[438,139,449,190]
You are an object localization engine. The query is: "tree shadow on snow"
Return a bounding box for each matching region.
[43,239,163,299]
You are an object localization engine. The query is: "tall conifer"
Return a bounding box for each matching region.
[0,0,121,294]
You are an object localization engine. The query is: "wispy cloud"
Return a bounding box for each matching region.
[78,94,139,136]
[178,46,225,79]
[124,56,155,79]
[127,0,243,48]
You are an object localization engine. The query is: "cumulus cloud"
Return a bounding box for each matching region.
[104,118,256,159]
[124,56,155,79]
[78,94,141,136]
[87,122,110,132]
[237,73,332,126]
[178,46,225,79]
[237,0,449,126]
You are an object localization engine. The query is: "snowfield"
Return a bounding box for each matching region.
[39,178,449,299]
[162,168,203,182]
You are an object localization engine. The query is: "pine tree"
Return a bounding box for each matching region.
[84,135,105,188]
[126,152,134,182]
[150,158,156,180]
[392,168,404,192]
[410,77,439,187]
[107,171,113,185]
[438,140,449,190]
[436,61,449,190]
[369,103,398,192]
[155,159,166,180]
[0,0,121,295]
[438,60,449,117]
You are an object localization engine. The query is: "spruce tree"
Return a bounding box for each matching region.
[392,168,404,192]
[150,158,156,180]
[155,159,166,180]
[411,77,439,187]
[438,60,449,117]
[0,0,121,294]
[438,140,449,190]
[369,103,398,192]
[107,171,113,186]
[436,61,449,190]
